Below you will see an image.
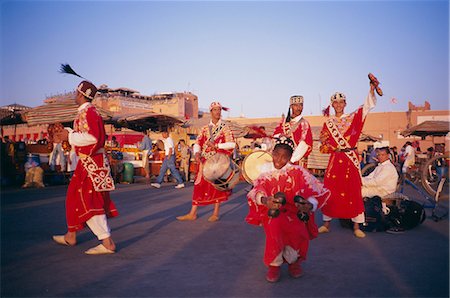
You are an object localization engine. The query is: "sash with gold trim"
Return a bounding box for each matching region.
[325,119,361,176]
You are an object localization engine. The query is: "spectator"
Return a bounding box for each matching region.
[22,154,45,188]
[361,147,398,215]
[150,131,185,189]
[178,139,191,182]
[402,141,415,174]
[138,130,153,181]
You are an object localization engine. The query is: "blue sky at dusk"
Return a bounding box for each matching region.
[1,0,448,118]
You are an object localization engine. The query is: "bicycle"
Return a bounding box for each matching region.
[421,153,449,199]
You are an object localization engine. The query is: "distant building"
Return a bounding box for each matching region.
[44,85,199,120]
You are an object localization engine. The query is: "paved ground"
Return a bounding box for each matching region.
[1,178,449,297]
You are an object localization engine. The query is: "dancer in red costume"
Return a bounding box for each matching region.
[52,80,118,254]
[176,101,236,222]
[246,136,330,283]
[273,95,313,166]
[318,78,378,238]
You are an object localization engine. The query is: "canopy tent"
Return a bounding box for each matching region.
[359,133,382,142]
[400,121,450,138]
[111,112,184,132]
[0,104,30,125]
[23,101,113,126]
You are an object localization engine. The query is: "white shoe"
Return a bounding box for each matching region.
[175,183,185,189]
[151,183,161,189]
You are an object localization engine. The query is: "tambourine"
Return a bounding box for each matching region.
[368,73,383,96]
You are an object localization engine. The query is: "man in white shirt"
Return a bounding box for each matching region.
[402,141,416,174]
[151,131,185,189]
[362,146,398,214]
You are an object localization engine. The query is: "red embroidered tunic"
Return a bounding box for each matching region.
[273,116,313,163]
[319,107,365,219]
[192,120,235,206]
[66,103,118,232]
[246,164,330,266]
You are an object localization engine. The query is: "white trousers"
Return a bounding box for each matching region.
[323,212,365,224]
[86,214,111,240]
[270,245,298,266]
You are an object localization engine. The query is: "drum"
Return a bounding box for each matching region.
[203,153,240,191]
[241,151,273,184]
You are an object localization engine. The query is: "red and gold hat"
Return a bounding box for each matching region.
[209,101,229,111]
[290,95,304,105]
[330,92,346,103]
[77,80,98,100]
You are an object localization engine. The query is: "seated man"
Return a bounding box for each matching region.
[361,146,398,214]
[22,154,45,188]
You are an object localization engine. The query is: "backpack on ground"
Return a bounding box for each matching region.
[360,196,387,232]
[386,199,426,230]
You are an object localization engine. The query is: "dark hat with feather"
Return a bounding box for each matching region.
[59,64,97,100]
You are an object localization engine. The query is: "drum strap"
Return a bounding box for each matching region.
[209,122,226,141]
[203,122,227,159]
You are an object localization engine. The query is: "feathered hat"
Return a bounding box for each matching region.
[59,64,97,100]
[209,101,229,111]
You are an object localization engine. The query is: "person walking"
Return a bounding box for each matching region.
[150,131,185,189]
[52,80,118,255]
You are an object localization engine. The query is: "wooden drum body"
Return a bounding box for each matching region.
[241,151,273,185]
[203,153,240,191]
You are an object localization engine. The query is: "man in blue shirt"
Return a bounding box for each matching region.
[139,130,153,180]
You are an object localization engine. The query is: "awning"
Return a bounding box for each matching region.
[400,121,450,138]
[0,104,30,125]
[359,133,382,142]
[23,101,113,126]
[112,112,184,132]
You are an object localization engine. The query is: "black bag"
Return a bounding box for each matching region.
[360,196,387,232]
[339,196,387,232]
[386,199,426,230]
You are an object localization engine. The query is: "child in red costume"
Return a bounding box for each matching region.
[246,136,330,282]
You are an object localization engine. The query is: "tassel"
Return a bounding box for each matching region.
[285,108,291,123]
[322,105,330,117]
[59,63,85,79]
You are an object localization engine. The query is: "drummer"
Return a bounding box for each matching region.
[176,101,236,222]
[273,95,313,166]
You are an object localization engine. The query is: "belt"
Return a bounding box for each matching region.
[335,147,357,153]
[79,148,105,159]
